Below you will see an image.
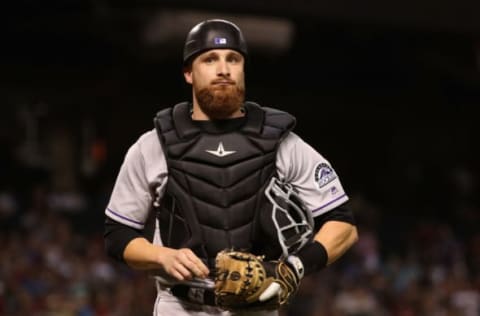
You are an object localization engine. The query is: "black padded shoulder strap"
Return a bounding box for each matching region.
[172,102,203,139]
[154,106,173,134]
[153,106,172,154]
[264,106,296,131]
[242,102,265,134]
[154,102,202,142]
[243,101,296,138]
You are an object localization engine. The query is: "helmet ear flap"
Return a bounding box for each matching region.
[264,177,314,259]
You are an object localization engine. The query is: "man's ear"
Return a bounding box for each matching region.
[183,67,192,84]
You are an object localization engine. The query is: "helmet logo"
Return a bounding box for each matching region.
[214,37,227,45]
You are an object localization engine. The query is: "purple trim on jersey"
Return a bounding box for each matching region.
[312,194,347,214]
[106,208,145,225]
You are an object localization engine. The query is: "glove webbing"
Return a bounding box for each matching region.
[216,252,266,305]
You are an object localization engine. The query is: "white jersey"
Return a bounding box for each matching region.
[105,129,349,316]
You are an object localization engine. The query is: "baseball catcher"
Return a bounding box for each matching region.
[104,17,359,316]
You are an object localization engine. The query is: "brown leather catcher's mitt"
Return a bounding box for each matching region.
[214,250,301,309]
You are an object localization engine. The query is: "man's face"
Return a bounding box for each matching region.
[184,49,245,120]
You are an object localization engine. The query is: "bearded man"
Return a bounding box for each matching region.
[104,19,358,316]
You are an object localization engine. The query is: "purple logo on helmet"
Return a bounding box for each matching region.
[214,37,227,45]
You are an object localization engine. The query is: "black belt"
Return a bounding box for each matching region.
[171,284,217,305]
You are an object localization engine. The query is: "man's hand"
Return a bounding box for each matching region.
[159,247,210,281]
[123,238,209,280]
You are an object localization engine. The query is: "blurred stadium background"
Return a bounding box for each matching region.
[1,1,479,315]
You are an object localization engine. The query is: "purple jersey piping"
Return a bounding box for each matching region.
[106,207,145,225]
[312,194,347,214]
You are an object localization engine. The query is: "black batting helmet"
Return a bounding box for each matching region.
[183,19,248,66]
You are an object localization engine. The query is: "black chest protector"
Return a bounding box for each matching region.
[154,102,295,266]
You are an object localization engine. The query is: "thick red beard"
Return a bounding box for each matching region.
[195,85,245,120]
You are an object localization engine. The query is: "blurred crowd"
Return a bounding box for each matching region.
[0,185,156,316]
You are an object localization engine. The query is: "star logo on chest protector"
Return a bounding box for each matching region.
[205,142,236,157]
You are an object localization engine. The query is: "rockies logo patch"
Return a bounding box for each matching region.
[314,163,337,188]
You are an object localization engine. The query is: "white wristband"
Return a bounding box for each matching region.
[286,255,305,279]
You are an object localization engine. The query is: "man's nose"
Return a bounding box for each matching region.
[217,60,230,76]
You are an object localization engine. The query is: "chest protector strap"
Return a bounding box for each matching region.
[154,102,295,265]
